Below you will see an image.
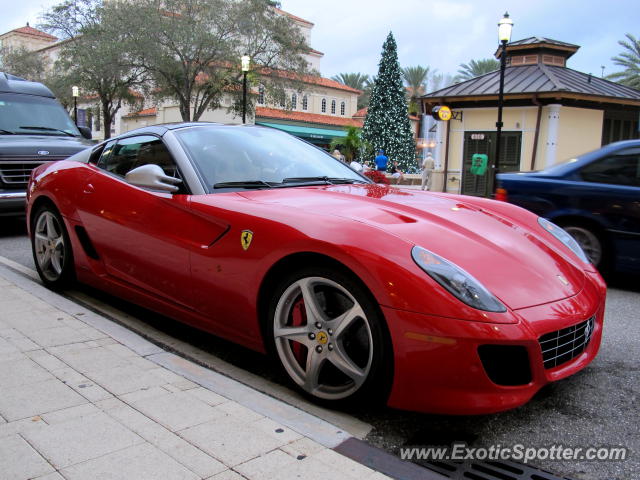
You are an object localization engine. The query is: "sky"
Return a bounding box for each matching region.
[2,0,639,85]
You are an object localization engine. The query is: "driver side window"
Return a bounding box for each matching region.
[97,135,186,191]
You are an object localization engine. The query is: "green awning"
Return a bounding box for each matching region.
[256,122,346,140]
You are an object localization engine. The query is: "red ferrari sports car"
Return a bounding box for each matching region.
[26,123,606,414]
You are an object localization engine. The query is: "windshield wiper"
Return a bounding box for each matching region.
[282,176,368,185]
[18,126,76,137]
[213,180,275,189]
[0,129,15,135]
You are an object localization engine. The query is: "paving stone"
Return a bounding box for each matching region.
[49,345,132,374]
[119,386,171,404]
[311,448,375,479]
[185,387,227,407]
[4,329,41,352]
[279,437,326,458]
[95,337,118,347]
[0,416,49,439]
[33,472,66,480]
[276,456,356,480]
[179,416,286,467]
[206,470,247,480]
[41,403,101,425]
[0,434,55,480]
[22,411,144,469]
[51,367,114,402]
[27,326,93,348]
[250,417,303,443]
[0,337,22,357]
[0,378,87,421]
[235,449,296,479]
[215,401,264,423]
[84,364,175,396]
[0,357,55,387]
[2,308,68,331]
[25,349,68,372]
[76,327,109,341]
[130,390,224,432]
[61,442,199,480]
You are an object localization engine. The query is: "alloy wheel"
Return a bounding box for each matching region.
[34,210,66,282]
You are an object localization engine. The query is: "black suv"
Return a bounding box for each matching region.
[0,72,93,216]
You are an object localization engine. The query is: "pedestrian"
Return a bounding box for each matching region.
[421,151,435,191]
[331,148,345,162]
[389,160,404,184]
[374,149,388,171]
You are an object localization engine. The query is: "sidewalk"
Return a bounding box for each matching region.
[0,265,391,480]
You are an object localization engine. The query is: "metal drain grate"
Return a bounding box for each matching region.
[422,459,574,480]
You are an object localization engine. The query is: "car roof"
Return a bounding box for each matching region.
[115,122,266,138]
[0,72,55,98]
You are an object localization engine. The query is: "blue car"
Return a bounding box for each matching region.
[497,140,640,273]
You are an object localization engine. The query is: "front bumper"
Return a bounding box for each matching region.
[0,191,27,216]
[384,272,606,414]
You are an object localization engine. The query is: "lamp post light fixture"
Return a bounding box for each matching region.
[72,85,79,126]
[493,12,513,195]
[241,54,250,124]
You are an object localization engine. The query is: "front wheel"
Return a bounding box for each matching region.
[31,204,75,289]
[561,225,604,268]
[267,267,392,405]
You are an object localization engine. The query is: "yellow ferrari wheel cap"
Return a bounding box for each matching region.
[241,230,254,251]
[316,331,328,345]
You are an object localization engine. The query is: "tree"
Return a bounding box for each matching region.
[402,65,429,115]
[0,46,47,82]
[608,33,640,89]
[41,0,146,139]
[329,126,366,163]
[455,58,499,81]
[430,72,455,92]
[331,72,370,109]
[362,32,415,170]
[114,0,312,122]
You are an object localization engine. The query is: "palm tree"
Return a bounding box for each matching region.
[331,72,371,109]
[608,33,640,89]
[330,126,364,162]
[331,72,370,91]
[402,65,429,114]
[455,58,500,81]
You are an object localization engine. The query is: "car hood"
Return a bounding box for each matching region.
[238,184,585,310]
[0,134,93,157]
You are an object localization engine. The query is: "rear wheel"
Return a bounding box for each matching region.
[31,204,74,289]
[267,267,391,405]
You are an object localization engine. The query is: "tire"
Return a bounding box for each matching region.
[31,204,75,289]
[560,224,608,270]
[266,266,392,407]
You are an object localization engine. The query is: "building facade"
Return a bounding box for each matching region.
[421,37,640,196]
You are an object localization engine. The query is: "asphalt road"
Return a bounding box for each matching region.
[1,215,638,480]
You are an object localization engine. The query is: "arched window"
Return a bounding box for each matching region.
[279,94,286,108]
[331,99,336,114]
[321,98,327,113]
[291,93,297,110]
[258,85,265,105]
[340,101,346,116]
[302,95,308,110]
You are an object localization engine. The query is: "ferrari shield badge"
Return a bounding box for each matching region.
[241,230,254,251]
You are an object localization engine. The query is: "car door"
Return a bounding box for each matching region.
[576,146,640,269]
[77,134,196,308]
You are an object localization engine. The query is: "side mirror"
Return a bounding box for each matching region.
[78,126,92,139]
[125,164,182,193]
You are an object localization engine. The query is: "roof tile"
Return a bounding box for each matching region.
[256,107,363,127]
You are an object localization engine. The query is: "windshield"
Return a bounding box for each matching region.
[174,125,369,190]
[0,92,81,137]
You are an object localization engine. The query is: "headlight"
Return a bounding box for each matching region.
[411,246,506,312]
[538,217,589,264]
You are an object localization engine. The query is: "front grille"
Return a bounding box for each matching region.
[539,316,595,369]
[0,155,67,186]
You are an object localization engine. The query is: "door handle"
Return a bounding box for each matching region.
[83,183,95,194]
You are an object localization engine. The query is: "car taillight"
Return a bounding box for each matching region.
[495,188,508,202]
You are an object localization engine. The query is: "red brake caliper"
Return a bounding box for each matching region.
[290,297,308,366]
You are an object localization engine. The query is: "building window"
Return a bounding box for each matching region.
[321,98,326,113]
[291,93,297,109]
[258,85,265,105]
[280,92,286,108]
[340,101,345,116]
[331,100,336,114]
[302,95,308,111]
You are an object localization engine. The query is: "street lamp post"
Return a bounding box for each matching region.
[241,54,250,124]
[493,12,513,194]
[72,86,79,126]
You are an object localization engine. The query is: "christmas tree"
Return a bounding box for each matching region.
[362,32,416,171]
